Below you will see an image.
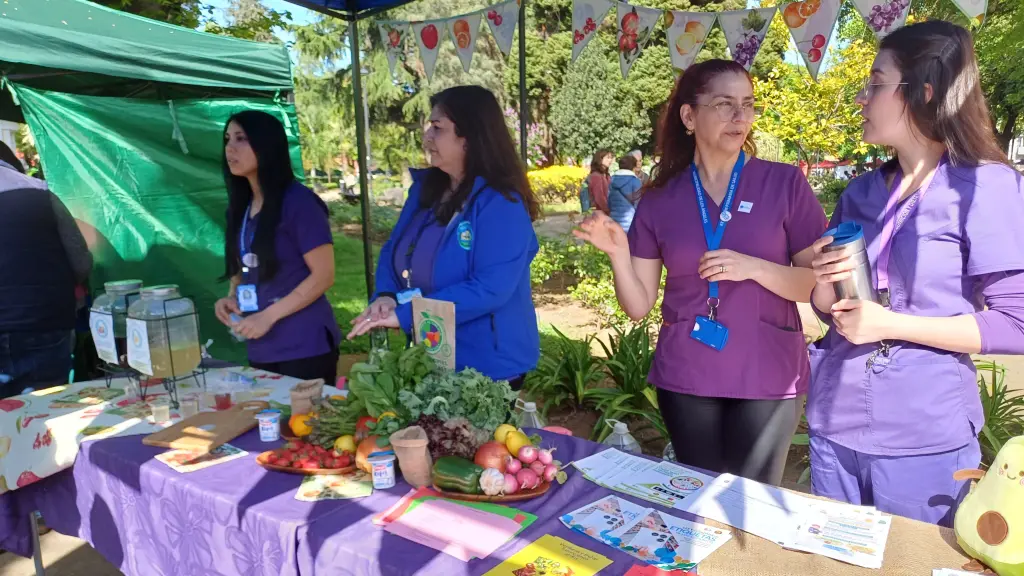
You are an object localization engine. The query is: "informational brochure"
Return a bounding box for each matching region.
[786,500,893,569]
[483,534,612,576]
[571,449,713,510]
[561,496,732,572]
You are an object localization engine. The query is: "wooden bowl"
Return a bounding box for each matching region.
[256,451,356,476]
[431,481,551,502]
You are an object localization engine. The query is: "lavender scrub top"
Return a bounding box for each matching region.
[627,158,828,399]
[245,181,341,363]
[807,162,1024,457]
[390,209,448,293]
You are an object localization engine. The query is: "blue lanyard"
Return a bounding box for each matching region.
[690,151,745,301]
[239,203,257,279]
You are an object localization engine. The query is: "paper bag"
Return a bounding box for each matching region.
[412,298,455,370]
[290,378,324,415]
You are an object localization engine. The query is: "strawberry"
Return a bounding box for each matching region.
[291,461,304,469]
[302,462,319,470]
[17,471,41,488]
[0,398,25,412]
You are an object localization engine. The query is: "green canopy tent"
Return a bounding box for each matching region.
[0,0,301,363]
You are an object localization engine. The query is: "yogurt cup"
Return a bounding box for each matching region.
[255,409,282,442]
[368,451,397,489]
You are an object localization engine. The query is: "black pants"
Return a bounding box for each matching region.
[658,389,798,486]
[251,349,339,385]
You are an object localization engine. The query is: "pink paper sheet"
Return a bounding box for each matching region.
[383,498,523,561]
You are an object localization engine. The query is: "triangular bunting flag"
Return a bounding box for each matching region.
[949,0,987,24]
[377,21,409,77]
[665,11,716,71]
[448,13,483,73]
[719,7,777,71]
[412,20,446,81]
[851,0,910,39]
[615,2,662,78]
[571,0,615,63]
[783,0,841,80]
[485,0,520,58]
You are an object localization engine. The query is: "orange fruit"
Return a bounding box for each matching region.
[783,3,807,28]
[456,31,471,49]
[453,19,470,36]
[684,21,707,37]
[799,0,820,17]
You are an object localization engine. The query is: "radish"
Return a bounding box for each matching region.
[518,445,539,464]
[506,456,523,474]
[516,468,540,491]
[503,473,520,495]
[529,460,546,476]
[543,463,558,483]
[537,448,555,465]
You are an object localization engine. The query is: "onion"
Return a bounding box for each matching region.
[516,468,540,491]
[529,460,546,476]
[537,448,555,465]
[503,473,520,495]
[518,445,539,464]
[505,456,522,474]
[543,464,558,483]
[474,441,510,473]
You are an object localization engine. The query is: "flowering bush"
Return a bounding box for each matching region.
[528,166,588,204]
[504,107,548,167]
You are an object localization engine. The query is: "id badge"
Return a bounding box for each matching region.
[237,284,259,313]
[397,288,423,305]
[690,316,729,351]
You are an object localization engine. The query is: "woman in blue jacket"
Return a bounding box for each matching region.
[347,85,541,388]
[608,155,643,232]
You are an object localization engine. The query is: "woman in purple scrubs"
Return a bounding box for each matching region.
[807,21,1024,526]
[575,59,827,484]
[214,111,341,384]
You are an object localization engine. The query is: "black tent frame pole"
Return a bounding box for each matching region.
[518,0,527,164]
[349,20,375,301]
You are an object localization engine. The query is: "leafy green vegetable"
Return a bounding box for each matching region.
[397,369,517,434]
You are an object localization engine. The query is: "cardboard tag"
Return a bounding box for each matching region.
[89,311,118,364]
[412,297,455,370]
[126,318,153,375]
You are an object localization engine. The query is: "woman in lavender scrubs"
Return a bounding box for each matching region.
[214,111,341,384]
[575,60,827,484]
[807,21,1024,526]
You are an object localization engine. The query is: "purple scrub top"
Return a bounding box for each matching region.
[807,162,1024,456]
[628,158,827,399]
[246,182,341,363]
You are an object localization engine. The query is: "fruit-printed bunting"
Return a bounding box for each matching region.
[664,11,716,71]
[448,13,483,73]
[851,0,911,39]
[412,20,446,82]
[616,2,662,78]
[572,0,616,63]
[485,0,521,58]
[377,21,409,77]
[718,7,777,71]
[783,0,841,80]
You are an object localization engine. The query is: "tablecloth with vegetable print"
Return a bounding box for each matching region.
[0,367,305,495]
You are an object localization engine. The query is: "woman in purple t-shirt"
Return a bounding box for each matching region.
[214,111,341,384]
[575,60,827,485]
[806,21,1024,526]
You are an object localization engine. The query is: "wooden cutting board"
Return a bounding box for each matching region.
[143,400,271,452]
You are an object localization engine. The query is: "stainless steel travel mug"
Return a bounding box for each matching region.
[822,222,877,302]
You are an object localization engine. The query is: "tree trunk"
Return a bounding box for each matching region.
[996,109,1020,155]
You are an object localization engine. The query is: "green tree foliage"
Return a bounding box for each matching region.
[204,0,291,42]
[95,0,205,27]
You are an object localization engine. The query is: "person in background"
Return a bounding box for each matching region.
[575,59,826,485]
[214,111,341,384]
[347,85,541,389]
[585,149,613,214]
[630,149,650,185]
[0,142,92,398]
[608,155,644,232]
[806,20,1024,526]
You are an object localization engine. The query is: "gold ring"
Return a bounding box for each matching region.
[720,265,726,274]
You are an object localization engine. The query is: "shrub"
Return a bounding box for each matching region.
[528,166,588,204]
[809,173,848,205]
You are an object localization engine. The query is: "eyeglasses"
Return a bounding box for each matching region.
[859,80,907,99]
[700,102,762,122]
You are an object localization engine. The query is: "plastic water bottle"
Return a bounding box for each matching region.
[516,399,545,429]
[663,442,676,462]
[603,419,641,454]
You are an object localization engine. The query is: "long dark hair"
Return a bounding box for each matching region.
[221,110,296,282]
[879,20,1010,167]
[590,149,613,176]
[421,86,540,222]
[649,59,757,191]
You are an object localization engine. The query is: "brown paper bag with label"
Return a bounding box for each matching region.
[412,297,455,371]
[290,378,324,415]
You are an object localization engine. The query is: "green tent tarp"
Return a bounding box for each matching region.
[0,0,301,364]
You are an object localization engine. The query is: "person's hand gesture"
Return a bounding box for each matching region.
[573,211,629,258]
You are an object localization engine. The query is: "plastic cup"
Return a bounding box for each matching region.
[179,396,200,419]
[151,398,171,422]
[255,409,281,442]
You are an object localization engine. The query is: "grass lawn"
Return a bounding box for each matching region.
[329,232,380,354]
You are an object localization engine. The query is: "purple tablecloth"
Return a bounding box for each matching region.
[0,430,672,575]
